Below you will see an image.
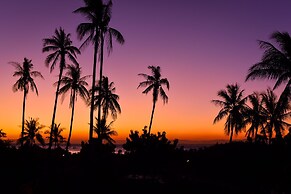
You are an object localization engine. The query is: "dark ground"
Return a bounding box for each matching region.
[0,142,291,194]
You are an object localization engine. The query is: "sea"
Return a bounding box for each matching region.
[9,139,229,154]
[68,139,228,154]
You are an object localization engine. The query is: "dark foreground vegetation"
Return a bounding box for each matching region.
[1,139,291,194]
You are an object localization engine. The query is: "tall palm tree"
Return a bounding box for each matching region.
[244,92,267,142]
[42,27,80,150]
[260,88,291,144]
[74,0,124,142]
[74,0,103,142]
[93,76,121,120]
[138,66,170,134]
[97,0,125,128]
[10,58,43,147]
[245,31,291,98]
[57,64,89,152]
[93,117,117,146]
[212,83,248,143]
[45,123,66,149]
[17,117,45,148]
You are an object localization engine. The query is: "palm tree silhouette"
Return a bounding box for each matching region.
[260,88,291,144]
[17,117,45,148]
[42,27,80,150]
[74,0,124,142]
[244,92,267,142]
[57,64,89,152]
[93,76,121,120]
[96,0,124,129]
[10,58,43,147]
[212,83,248,143]
[246,31,291,98]
[74,0,103,142]
[45,123,66,149]
[138,66,170,134]
[93,117,117,146]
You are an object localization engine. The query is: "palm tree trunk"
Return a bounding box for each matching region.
[229,127,233,143]
[66,90,76,153]
[49,59,65,150]
[21,89,27,147]
[89,37,99,143]
[148,100,156,134]
[97,33,104,138]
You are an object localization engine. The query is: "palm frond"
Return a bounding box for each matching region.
[137,80,153,89]
[76,22,95,40]
[160,78,170,90]
[142,84,154,95]
[271,31,291,57]
[213,109,228,124]
[137,73,153,82]
[159,87,169,104]
[109,27,125,44]
[42,38,59,48]
[246,32,291,93]
[211,99,227,107]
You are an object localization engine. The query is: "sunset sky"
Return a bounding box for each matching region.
[0,0,290,144]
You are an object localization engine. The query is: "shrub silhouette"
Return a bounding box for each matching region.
[123,126,178,156]
[0,129,12,149]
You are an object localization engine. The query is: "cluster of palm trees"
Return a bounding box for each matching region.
[10,0,171,151]
[13,117,66,149]
[212,31,291,144]
[73,0,125,144]
[11,0,124,150]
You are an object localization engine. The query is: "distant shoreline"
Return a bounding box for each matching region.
[8,139,231,150]
[7,139,234,154]
[67,139,231,154]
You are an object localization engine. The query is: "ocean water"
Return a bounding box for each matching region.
[10,140,227,154]
[68,141,223,154]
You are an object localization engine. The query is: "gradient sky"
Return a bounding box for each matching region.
[1,0,291,144]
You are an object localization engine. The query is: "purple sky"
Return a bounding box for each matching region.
[0,0,291,143]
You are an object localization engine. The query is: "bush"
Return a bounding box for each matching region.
[123,127,178,156]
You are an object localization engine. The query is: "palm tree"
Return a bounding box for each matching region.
[212,83,248,143]
[244,92,267,142]
[93,117,117,146]
[97,0,125,128]
[260,88,291,144]
[74,0,103,142]
[57,64,89,152]
[245,31,291,98]
[17,118,45,147]
[42,27,80,150]
[138,66,170,134]
[74,0,124,142]
[45,123,66,149]
[10,58,43,147]
[93,76,121,120]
